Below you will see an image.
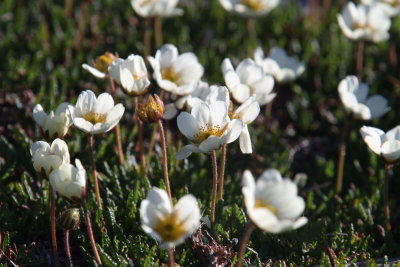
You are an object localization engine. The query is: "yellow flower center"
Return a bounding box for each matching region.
[154,211,186,242]
[241,0,262,11]
[82,112,106,125]
[194,123,229,144]
[92,52,118,74]
[382,0,399,7]
[254,198,277,215]
[161,67,181,85]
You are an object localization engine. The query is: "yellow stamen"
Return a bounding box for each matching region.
[82,112,106,125]
[254,198,277,215]
[241,0,262,11]
[161,67,180,85]
[154,212,186,242]
[194,123,229,144]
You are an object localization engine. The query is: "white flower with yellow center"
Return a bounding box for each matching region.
[148,44,204,95]
[131,0,183,18]
[254,47,305,83]
[222,58,275,106]
[337,2,391,42]
[69,90,125,135]
[362,0,400,17]
[33,102,72,140]
[218,0,280,16]
[140,187,200,248]
[242,169,307,233]
[30,138,70,178]
[108,54,150,96]
[50,159,86,203]
[176,101,244,160]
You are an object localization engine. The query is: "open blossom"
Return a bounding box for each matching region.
[222,58,275,106]
[50,159,86,203]
[242,169,307,233]
[176,101,243,160]
[140,187,200,248]
[82,52,118,79]
[33,102,72,140]
[131,0,183,18]
[69,90,125,135]
[30,138,70,178]
[148,44,204,95]
[360,125,400,163]
[338,75,389,120]
[254,47,305,83]
[108,54,150,96]
[362,0,400,17]
[337,2,391,42]
[218,0,280,17]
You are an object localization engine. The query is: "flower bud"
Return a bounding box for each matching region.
[138,94,165,123]
[33,103,72,140]
[92,52,118,74]
[59,208,80,230]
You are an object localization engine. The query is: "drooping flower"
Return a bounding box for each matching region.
[218,0,280,17]
[30,138,70,178]
[82,52,119,79]
[131,0,183,18]
[140,187,200,248]
[176,101,244,160]
[254,47,305,83]
[362,0,400,17]
[69,90,125,135]
[229,95,260,154]
[137,94,165,123]
[242,169,307,233]
[338,75,389,120]
[108,54,150,96]
[222,58,275,106]
[360,125,400,163]
[148,44,204,95]
[33,102,72,140]
[337,2,391,42]
[49,159,86,203]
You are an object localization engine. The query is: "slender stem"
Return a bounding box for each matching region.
[218,144,227,201]
[147,124,158,162]
[384,164,391,232]
[355,40,364,80]
[210,151,218,229]
[64,230,73,267]
[50,186,60,267]
[82,202,102,266]
[246,18,255,57]
[335,119,350,193]
[144,18,152,64]
[109,76,125,165]
[88,135,102,209]
[134,97,146,174]
[154,17,163,48]
[64,0,73,18]
[174,132,182,170]
[168,248,175,267]
[388,33,397,70]
[264,101,272,119]
[236,220,256,267]
[158,120,172,205]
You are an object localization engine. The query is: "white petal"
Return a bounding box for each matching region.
[82,64,106,79]
[239,126,252,154]
[95,93,114,114]
[177,112,200,140]
[360,126,383,155]
[33,104,47,126]
[73,117,93,133]
[163,103,178,120]
[222,119,244,144]
[175,144,200,160]
[198,135,222,152]
[381,140,400,162]
[365,95,388,119]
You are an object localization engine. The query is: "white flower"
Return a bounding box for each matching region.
[338,75,389,120]
[222,58,275,106]
[33,102,72,139]
[140,187,200,248]
[176,101,244,160]
[229,95,260,154]
[254,47,305,83]
[337,2,391,42]
[218,0,280,17]
[82,52,119,79]
[30,138,70,178]
[69,90,125,135]
[131,0,183,18]
[360,125,400,163]
[362,0,400,17]
[108,54,150,96]
[148,44,204,95]
[49,159,86,203]
[242,169,307,233]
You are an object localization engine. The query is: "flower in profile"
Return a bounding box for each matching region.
[50,159,86,203]
[148,44,204,96]
[82,52,119,79]
[140,187,200,248]
[222,58,275,106]
[254,47,305,83]
[360,125,400,163]
[108,54,150,96]
[131,0,183,18]
[229,95,260,154]
[58,208,80,230]
[337,2,391,42]
[33,102,72,140]
[338,75,389,120]
[242,169,307,233]
[69,90,125,135]
[137,94,165,123]
[30,138,70,178]
[218,0,280,17]
[176,101,244,160]
[362,0,400,17]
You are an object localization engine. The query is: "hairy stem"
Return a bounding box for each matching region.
[88,135,102,209]
[218,144,227,201]
[82,202,102,266]
[158,120,172,205]
[384,164,391,232]
[50,186,60,267]
[168,248,175,267]
[109,76,125,165]
[236,220,256,267]
[335,119,350,193]
[211,150,218,229]
[64,230,73,267]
